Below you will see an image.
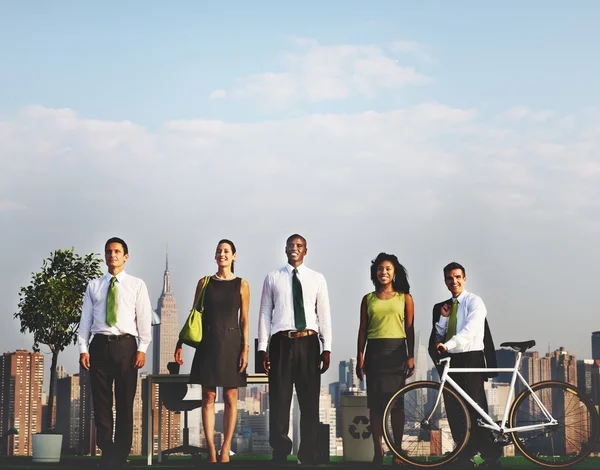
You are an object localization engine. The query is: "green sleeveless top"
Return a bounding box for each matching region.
[366,292,406,339]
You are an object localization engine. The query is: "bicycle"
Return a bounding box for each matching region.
[382,340,599,467]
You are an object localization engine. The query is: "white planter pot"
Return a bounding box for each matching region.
[32,433,63,463]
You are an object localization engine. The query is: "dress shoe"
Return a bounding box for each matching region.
[271,452,288,464]
[297,455,317,465]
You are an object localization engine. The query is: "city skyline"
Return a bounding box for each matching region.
[2,339,598,457]
[12,325,598,395]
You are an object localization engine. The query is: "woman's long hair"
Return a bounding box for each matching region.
[370,252,410,293]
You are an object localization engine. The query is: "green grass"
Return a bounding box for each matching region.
[0,455,598,468]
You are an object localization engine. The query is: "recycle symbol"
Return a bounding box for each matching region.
[348,415,372,439]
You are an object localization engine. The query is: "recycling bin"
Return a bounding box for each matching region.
[340,394,374,462]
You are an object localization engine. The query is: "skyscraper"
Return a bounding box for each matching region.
[78,365,97,456]
[0,350,44,456]
[150,253,181,455]
[592,331,600,361]
[494,348,516,384]
[411,333,431,383]
[131,376,145,456]
[338,358,362,391]
[153,253,179,375]
[55,373,81,453]
[519,351,552,394]
[318,388,337,458]
[519,347,583,456]
[550,347,577,386]
[577,359,600,405]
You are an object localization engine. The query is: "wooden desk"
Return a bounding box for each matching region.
[144,373,268,465]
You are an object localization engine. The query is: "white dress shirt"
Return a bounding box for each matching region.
[434,290,486,354]
[257,264,332,352]
[78,271,153,354]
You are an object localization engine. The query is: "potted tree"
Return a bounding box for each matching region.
[14,248,102,463]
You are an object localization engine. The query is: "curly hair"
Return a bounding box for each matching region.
[370,252,410,293]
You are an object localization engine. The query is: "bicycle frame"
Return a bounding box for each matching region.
[426,352,558,434]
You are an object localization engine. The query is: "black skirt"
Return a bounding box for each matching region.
[365,338,407,411]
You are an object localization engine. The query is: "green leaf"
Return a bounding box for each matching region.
[14,248,103,431]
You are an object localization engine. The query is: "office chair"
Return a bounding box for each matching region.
[161,362,207,459]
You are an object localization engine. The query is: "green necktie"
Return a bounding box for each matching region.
[106,277,118,327]
[292,268,306,332]
[445,299,458,341]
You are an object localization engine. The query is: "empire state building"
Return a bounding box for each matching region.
[149,253,181,455]
[153,253,179,374]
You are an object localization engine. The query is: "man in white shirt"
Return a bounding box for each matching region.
[78,237,152,468]
[433,262,501,468]
[257,234,332,465]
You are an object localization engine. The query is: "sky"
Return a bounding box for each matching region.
[1,1,599,387]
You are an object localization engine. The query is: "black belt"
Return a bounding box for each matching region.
[95,333,135,342]
[276,329,317,339]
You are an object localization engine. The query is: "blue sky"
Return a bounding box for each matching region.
[2,1,598,126]
[1,1,599,381]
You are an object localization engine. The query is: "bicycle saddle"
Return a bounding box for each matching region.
[500,340,536,352]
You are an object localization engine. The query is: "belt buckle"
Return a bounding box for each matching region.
[286,331,296,338]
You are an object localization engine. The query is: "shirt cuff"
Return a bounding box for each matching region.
[79,344,89,355]
[137,342,150,354]
[257,341,269,352]
[444,338,458,351]
[437,316,449,327]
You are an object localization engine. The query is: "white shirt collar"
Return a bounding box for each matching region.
[105,270,127,281]
[453,290,468,303]
[285,263,305,274]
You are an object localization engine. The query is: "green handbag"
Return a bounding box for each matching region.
[178,275,210,347]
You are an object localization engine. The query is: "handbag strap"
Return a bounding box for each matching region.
[193,275,211,311]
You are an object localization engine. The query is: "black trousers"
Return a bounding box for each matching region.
[89,334,138,463]
[268,333,321,461]
[444,350,501,460]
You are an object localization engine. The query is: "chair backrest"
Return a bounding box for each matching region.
[162,383,189,410]
[162,362,202,412]
[163,361,188,409]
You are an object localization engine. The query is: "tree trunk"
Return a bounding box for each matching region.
[46,349,59,431]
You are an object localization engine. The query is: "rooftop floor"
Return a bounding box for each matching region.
[1,456,599,469]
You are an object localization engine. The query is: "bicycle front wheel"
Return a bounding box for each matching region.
[509,381,599,467]
[383,381,471,467]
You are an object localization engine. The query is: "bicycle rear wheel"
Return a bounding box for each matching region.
[509,381,599,467]
[383,381,471,467]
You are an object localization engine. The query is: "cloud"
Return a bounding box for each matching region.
[0,200,27,212]
[209,89,227,100]
[209,39,430,107]
[388,40,436,64]
[1,103,598,225]
[501,106,554,122]
[2,102,600,378]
